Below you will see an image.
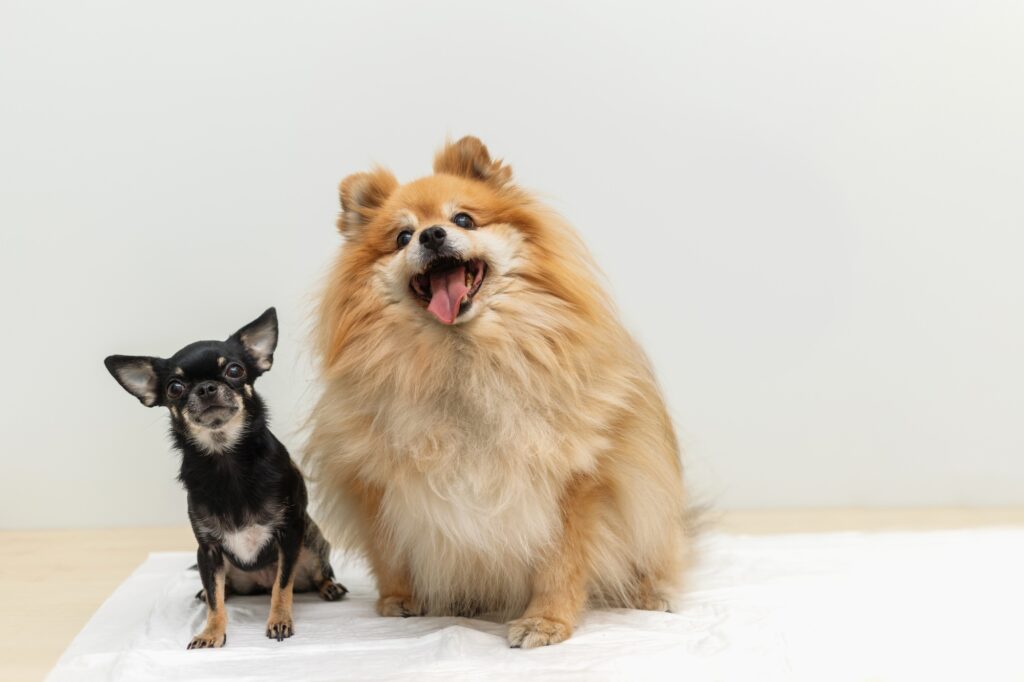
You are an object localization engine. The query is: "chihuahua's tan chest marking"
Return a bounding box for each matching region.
[222,524,274,564]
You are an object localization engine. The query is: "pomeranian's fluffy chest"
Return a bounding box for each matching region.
[336,347,609,613]
[379,449,562,613]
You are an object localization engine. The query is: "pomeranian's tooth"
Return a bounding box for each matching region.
[465,270,472,287]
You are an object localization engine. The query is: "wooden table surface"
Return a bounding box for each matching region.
[5,508,1023,681]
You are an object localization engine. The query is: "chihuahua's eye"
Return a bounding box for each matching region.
[395,228,411,249]
[224,363,245,380]
[452,212,475,230]
[166,380,185,399]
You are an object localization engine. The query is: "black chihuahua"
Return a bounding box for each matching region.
[105,308,346,649]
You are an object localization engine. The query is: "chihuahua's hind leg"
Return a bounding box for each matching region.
[188,546,227,649]
[314,560,347,602]
[303,515,348,602]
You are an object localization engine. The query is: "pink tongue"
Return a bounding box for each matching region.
[427,266,469,325]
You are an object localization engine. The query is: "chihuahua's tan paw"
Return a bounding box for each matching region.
[376,594,424,617]
[187,629,226,649]
[507,616,573,648]
[266,615,294,641]
[319,579,348,602]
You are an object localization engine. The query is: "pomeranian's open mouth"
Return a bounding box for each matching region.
[410,257,487,325]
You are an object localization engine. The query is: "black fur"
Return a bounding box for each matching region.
[105,307,346,648]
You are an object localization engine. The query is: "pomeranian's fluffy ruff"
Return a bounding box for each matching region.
[306,137,688,647]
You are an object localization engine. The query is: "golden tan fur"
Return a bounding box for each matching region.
[305,137,688,647]
[265,548,296,641]
[188,563,226,649]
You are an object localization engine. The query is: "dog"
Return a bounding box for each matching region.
[105,307,346,649]
[305,137,688,648]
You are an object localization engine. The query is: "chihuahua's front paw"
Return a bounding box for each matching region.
[376,594,424,617]
[187,629,226,649]
[507,616,572,649]
[266,616,294,641]
[319,579,348,602]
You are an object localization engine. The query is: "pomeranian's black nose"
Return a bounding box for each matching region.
[419,226,447,251]
[194,381,220,399]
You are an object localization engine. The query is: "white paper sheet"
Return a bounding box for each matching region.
[47,529,1024,681]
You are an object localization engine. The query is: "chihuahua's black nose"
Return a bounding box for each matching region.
[194,381,220,399]
[419,226,447,251]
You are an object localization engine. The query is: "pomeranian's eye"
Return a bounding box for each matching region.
[452,212,475,229]
[167,380,185,399]
[224,363,245,380]
[396,229,413,249]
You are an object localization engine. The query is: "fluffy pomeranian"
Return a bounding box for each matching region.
[305,137,688,648]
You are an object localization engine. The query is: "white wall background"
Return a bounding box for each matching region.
[2,0,1022,528]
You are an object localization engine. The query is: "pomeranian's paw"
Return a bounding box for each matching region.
[187,629,226,649]
[637,593,671,612]
[266,616,294,641]
[507,616,572,648]
[376,594,425,617]
[319,579,348,602]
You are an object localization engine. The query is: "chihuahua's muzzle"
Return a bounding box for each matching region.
[188,381,239,428]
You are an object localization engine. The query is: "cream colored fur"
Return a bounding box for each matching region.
[305,137,688,645]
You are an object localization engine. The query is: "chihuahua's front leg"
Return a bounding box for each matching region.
[189,545,227,649]
[266,531,301,641]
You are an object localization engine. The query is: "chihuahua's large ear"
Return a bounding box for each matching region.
[433,136,513,188]
[338,167,398,235]
[230,307,278,374]
[105,355,161,407]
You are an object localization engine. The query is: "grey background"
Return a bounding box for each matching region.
[2,0,1022,528]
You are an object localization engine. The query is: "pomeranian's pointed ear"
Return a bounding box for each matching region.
[105,355,161,407]
[230,307,278,373]
[338,167,398,234]
[433,136,513,188]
